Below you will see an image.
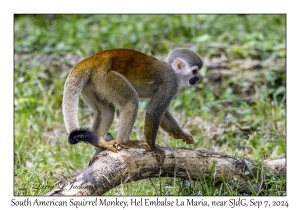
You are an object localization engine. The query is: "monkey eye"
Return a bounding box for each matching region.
[192,69,198,74]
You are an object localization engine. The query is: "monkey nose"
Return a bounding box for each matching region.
[189,76,200,85]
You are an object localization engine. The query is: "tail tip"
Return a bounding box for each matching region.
[68,128,98,145]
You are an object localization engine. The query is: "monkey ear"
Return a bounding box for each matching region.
[172,58,186,71]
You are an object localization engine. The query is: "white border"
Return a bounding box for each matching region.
[3,0,299,209]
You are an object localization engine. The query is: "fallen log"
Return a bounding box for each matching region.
[46,147,286,196]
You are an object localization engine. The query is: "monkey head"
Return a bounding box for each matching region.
[167,49,203,87]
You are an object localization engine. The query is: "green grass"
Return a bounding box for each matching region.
[14,14,286,196]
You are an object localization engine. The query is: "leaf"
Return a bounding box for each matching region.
[196,34,210,43]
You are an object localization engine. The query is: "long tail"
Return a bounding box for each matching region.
[62,65,98,146]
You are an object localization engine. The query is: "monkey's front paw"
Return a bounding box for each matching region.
[154,146,165,166]
[182,134,194,144]
[137,141,151,151]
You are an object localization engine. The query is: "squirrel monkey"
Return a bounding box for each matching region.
[62,48,203,164]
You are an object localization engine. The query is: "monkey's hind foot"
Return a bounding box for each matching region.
[98,138,118,152]
[116,140,151,151]
[153,146,165,166]
[93,133,115,156]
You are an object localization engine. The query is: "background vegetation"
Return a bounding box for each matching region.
[14,14,286,196]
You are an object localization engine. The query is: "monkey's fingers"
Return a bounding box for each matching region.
[183,135,194,144]
[104,145,118,153]
[98,139,118,152]
[139,142,151,151]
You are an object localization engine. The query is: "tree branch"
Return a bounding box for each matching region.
[46,147,286,196]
